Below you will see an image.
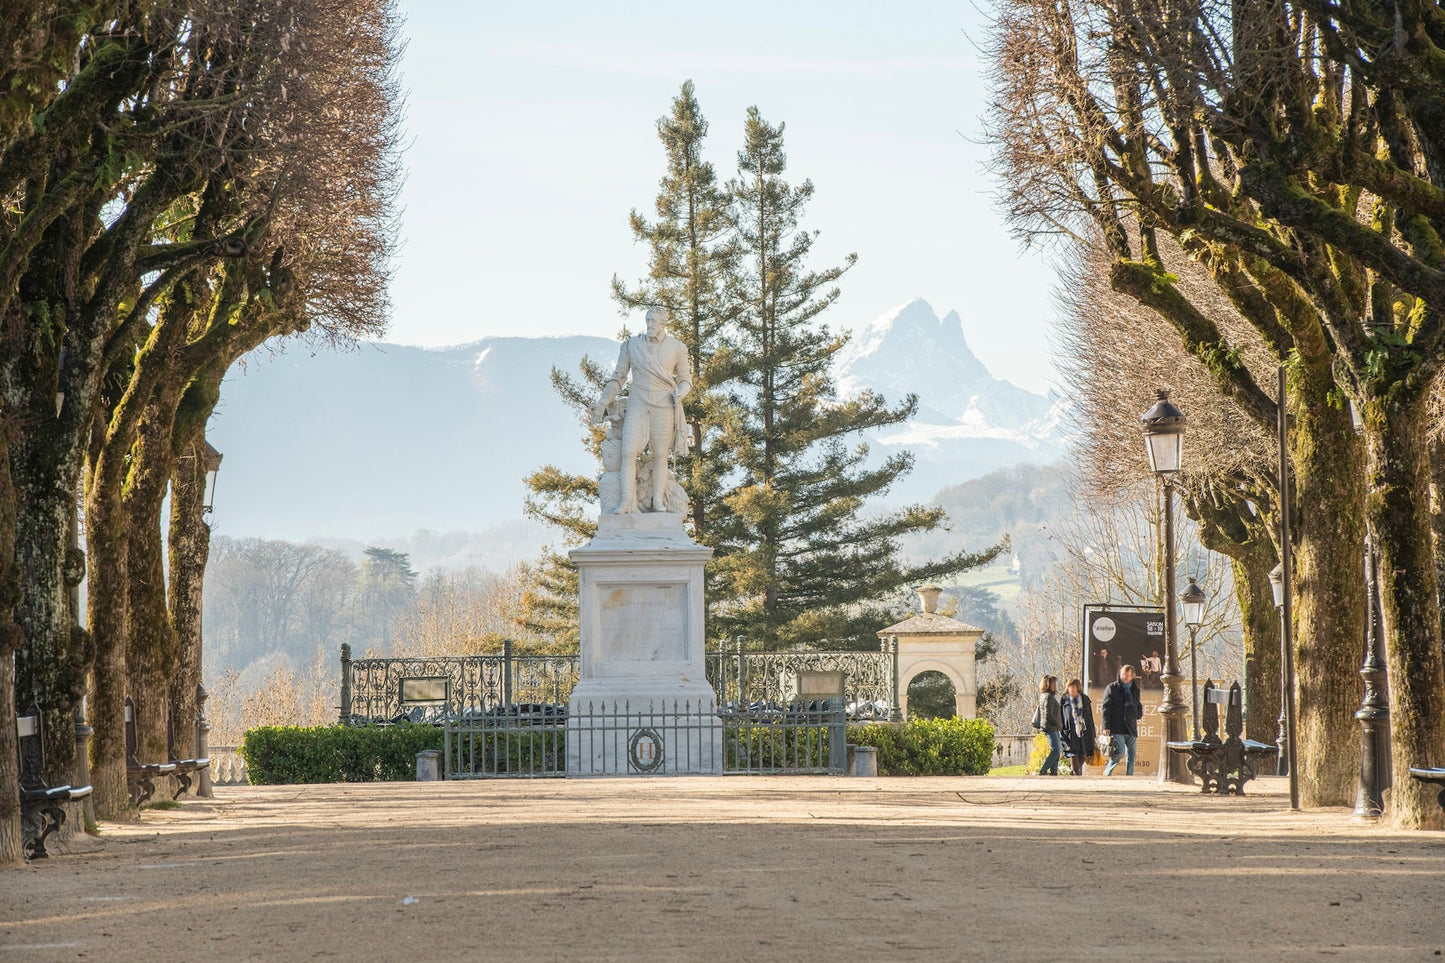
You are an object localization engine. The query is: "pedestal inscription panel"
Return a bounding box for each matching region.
[598,583,685,662]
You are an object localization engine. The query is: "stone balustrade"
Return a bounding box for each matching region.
[208,746,249,786]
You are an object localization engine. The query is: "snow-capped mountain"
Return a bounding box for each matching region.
[835,298,1064,499]
[207,301,1064,545]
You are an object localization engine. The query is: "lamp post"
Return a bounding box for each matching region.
[1348,400,1391,820]
[1271,367,1301,811]
[1140,389,1191,784]
[1180,578,1206,741]
[1268,563,1289,779]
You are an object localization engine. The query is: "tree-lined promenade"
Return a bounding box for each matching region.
[986,0,1445,825]
[7,0,1445,874]
[0,0,402,859]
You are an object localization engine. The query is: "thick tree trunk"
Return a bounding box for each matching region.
[0,433,26,864]
[84,482,131,817]
[1288,376,1366,808]
[1364,394,1445,830]
[11,436,83,785]
[126,489,175,764]
[1233,549,1282,743]
[168,438,210,749]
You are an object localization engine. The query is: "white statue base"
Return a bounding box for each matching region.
[566,513,721,774]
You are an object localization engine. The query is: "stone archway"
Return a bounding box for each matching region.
[902,668,960,719]
[898,660,972,721]
[879,585,984,721]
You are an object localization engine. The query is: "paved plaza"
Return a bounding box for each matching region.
[3,776,1444,960]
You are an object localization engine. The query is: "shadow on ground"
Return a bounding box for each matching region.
[2,777,1443,960]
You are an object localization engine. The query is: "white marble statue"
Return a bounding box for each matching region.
[590,307,692,515]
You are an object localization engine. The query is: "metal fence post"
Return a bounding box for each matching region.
[196,684,213,798]
[339,643,352,724]
[735,637,745,706]
[503,638,514,708]
[828,697,847,774]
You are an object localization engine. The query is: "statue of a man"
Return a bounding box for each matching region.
[590,307,692,514]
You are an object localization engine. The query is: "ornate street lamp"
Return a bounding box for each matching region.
[1141,389,1186,473]
[201,442,224,514]
[1140,389,1191,784]
[1180,578,1206,741]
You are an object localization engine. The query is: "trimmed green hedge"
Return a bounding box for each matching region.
[240,716,998,783]
[849,717,996,776]
[240,724,443,784]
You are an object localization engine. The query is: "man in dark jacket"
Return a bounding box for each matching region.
[1101,665,1144,775]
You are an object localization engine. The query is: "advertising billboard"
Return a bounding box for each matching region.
[1082,606,1166,776]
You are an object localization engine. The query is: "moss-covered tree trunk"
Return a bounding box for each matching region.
[10,428,84,786]
[1234,548,1281,744]
[1363,393,1445,829]
[167,436,211,750]
[0,432,26,864]
[1288,364,1366,808]
[124,418,178,763]
[83,476,131,816]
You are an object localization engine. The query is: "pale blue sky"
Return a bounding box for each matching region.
[388,1,1060,393]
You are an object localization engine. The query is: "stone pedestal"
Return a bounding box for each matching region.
[566,513,721,774]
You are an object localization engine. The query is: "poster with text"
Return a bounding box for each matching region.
[1082,607,1166,776]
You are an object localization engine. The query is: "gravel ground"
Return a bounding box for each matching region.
[2,775,1444,961]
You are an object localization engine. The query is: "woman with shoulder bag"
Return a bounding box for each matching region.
[1033,674,1063,775]
[1059,678,1097,775]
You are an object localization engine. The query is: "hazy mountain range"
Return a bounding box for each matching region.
[207,298,1064,566]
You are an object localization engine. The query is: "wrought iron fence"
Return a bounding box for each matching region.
[441,699,846,778]
[715,648,896,720]
[340,642,579,724]
[342,641,897,726]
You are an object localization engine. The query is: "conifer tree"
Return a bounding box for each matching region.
[714,108,1001,648]
[612,80,736,540]
[523,81,736,639]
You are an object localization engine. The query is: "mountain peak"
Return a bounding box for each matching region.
[839,299,993,401]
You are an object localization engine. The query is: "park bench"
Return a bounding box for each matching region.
[165,703,209,800]
[126,696,176,806]
[1408,767,1445,816]
[16,704,92,859]
[1166,680,1278,795]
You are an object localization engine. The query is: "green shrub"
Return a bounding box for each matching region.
[450,727,565,774]
[849,717,995,775]
[724,723,832,771]
[240,724,444,784]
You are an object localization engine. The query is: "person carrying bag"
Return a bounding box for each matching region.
[1033,675,1064,775]
[1059,678,1097,775]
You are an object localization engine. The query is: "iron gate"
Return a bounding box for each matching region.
[442,700,847,778]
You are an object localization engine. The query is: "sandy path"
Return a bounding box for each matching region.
[2,775,1443,960]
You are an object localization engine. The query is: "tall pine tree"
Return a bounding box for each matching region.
[523,81,738,640]
[714,108,1000,648]
[612,80,736,540]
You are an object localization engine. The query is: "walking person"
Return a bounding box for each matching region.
[1060,678,1096,775]
[1032,674,1063,775]
[1102,665,1144,775]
